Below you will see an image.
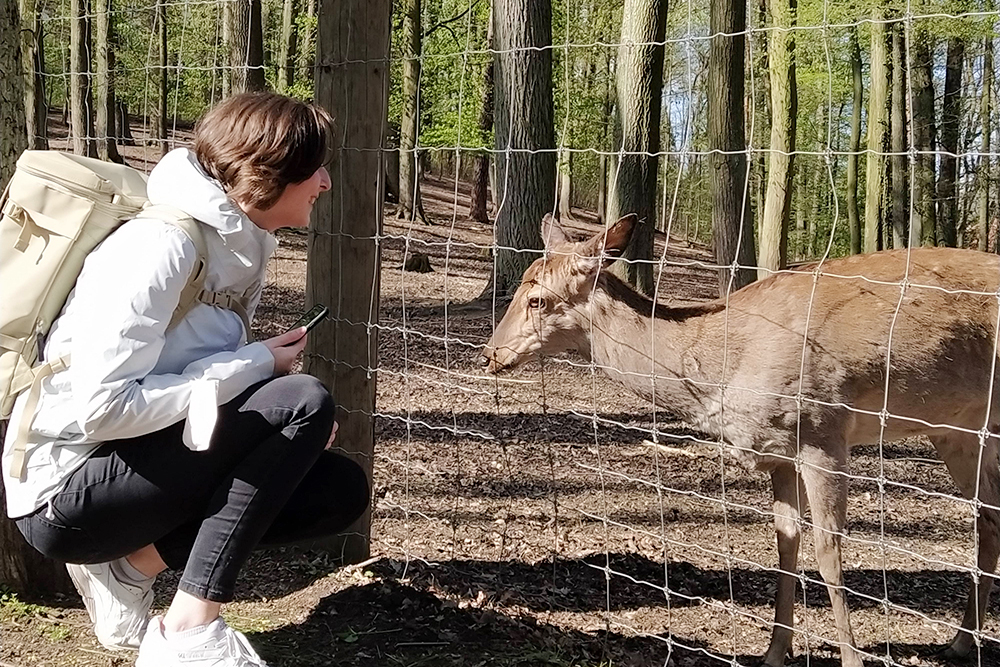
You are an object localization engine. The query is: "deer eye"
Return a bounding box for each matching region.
[528,296,545,309]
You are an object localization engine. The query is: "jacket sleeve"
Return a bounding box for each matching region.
[69,222,275,441]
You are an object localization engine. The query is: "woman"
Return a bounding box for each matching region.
[2,92,370,666]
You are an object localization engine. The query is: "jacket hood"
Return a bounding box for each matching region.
[147,148,250,236]
[145,148,277,268]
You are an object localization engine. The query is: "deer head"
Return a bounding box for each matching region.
[482,214,637,373]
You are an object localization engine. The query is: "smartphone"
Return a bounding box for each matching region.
[288,304,329,334]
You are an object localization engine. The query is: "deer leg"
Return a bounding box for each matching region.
[761,464,808,667]
[930,432,1000,658]
[800,447,863,667]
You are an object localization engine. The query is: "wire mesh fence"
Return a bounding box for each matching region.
[10,0,1000,664]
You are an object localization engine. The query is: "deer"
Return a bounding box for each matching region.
[482,214,1000,667]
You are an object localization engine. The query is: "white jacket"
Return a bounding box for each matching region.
[2,149,278,518]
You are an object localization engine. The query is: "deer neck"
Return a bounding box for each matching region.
[580,277,727,429]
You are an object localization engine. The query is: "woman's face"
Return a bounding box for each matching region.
[243,166,331,232]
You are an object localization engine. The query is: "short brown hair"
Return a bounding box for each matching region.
[194,92,333,211]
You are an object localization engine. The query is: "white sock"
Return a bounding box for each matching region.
[111,556,154,585]
[164,617,226,650]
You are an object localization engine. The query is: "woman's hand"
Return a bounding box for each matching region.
[262,327,309,376]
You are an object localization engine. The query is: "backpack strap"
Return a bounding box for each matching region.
[7,206,255,479]
[143,205,253,340]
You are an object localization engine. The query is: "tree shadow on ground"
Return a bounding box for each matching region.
[363,553,999,618]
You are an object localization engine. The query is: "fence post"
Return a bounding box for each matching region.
[305,0,389,563]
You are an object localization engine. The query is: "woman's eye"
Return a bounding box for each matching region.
[528,297,545,309]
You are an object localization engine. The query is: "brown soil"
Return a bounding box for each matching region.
[2,131,998,666]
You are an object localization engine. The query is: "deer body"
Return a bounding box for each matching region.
[484,215,1000,667]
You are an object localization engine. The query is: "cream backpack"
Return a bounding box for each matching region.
[0,150,252,478]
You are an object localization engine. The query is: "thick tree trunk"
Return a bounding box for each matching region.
[890,24,907,249]
[398,0,426,222]
[978,38,993,252]
[847,27,862,254]
[607,0,668,295]
[484,0,556,298]
[306,0,389,562]
[597,51,613,225]
[910,31,936,246]
[277,0,297,93]
[757,0,796,277]
[709,0,755,294]
[937,37,964,247]
[118,100,135,145]
[94,0,122,163]
[864,8,890,253]
[229,0,266,93]
[70,0,94,157]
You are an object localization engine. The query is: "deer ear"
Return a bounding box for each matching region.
[541,213,572,251]
[576,214,637,270]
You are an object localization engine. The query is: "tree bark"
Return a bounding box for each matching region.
[70,0,95,157]
[94,0,122,163]
[485,0,556,298]
[20,0,47,149]
[757,0,796,277]
[468,19,494,224]
[909,30,936,246]
[863,8,890,253]
[229,0,266,93]
[607,0,668,296]
[306,0,390,562]
[297,0,316,85]
[709,0,755,294]
[153,0,168,155]
[558,147,573,220]
[978,38,993,252]
[847,27,862,254]
[890,24,907,249]
[597,50,613,224]
[277,0,297,93]
[937,37,964,247]
[398,0,426,222]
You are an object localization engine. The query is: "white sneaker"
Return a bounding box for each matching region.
[66,560,153,650]
[136,616,268,667]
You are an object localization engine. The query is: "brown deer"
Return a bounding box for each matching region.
[482,214,1000,667]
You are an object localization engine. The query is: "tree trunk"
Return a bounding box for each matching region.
[230,0,266,93]
[890,24,907,249]
[70,0,94,157]
[94,0,122,163]
[909,30,936,246]
[847,27,862,254]
[607,0,668,296]
[978,38,993,252]
[118,100,135,145]
[398,0,426,222]
[937,37,964,247]
[20,0,47,149]
[597,50,613,225]
[757,0,796,278]
[864,8,890,253]
[468,14,493,223]
[558,147,573,220]
[307,0,389,563]
[277,0,297,93]
[152,0,168,155]
[484,0,556,298]
[709,0,755,294]
[297,0,316,85]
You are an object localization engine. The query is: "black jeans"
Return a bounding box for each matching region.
[16,374,370,602]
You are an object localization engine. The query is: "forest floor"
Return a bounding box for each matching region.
[2,125,1000,666]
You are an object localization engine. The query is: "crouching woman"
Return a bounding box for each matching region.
[2,92,370,667]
